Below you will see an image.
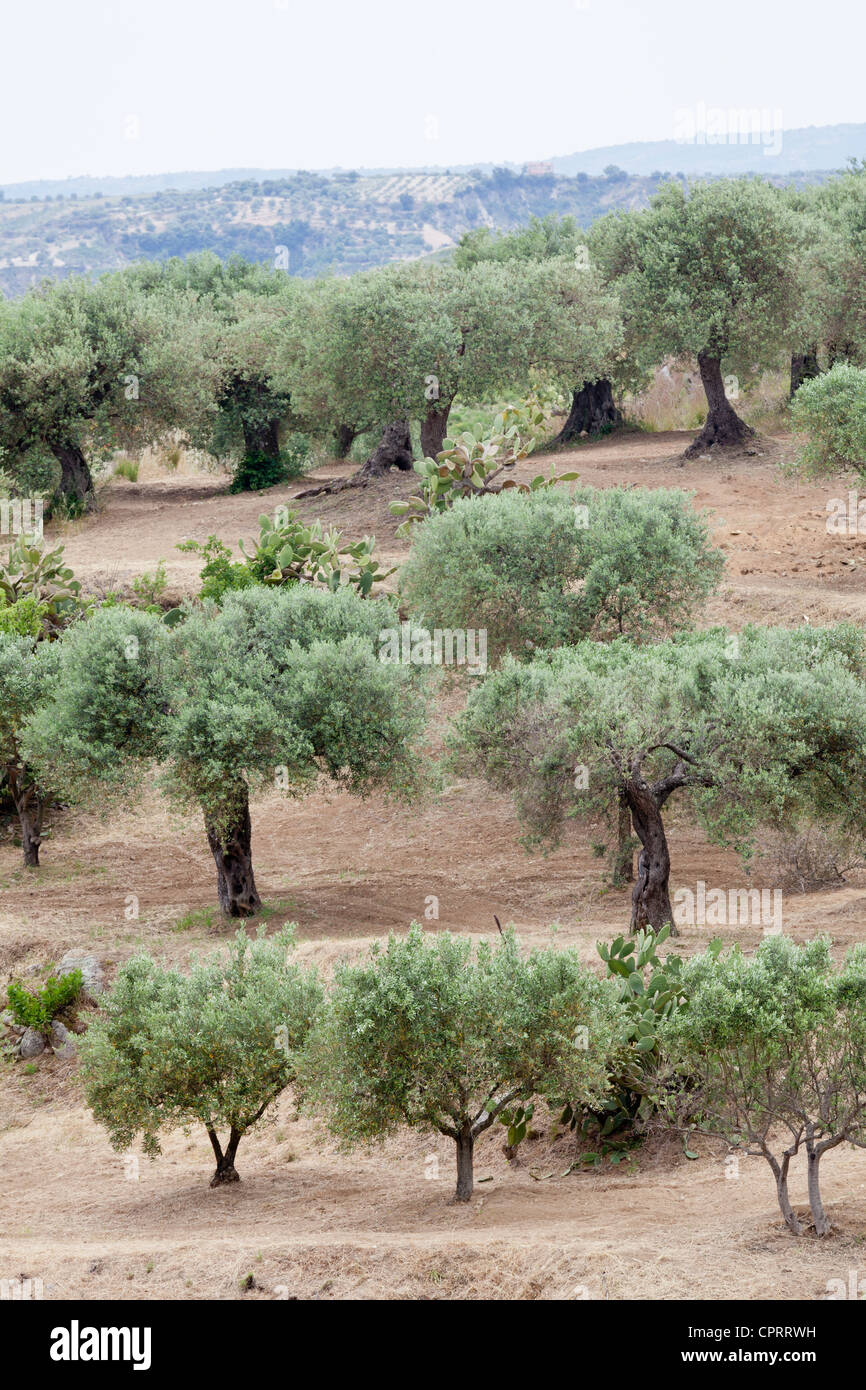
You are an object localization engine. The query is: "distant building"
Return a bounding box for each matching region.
[523,161,554,177]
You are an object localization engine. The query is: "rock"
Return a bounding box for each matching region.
[1,1010,24,1034]
[57,951,104,1002]
[49,1020,77,1060]
[19,1028,46,1058]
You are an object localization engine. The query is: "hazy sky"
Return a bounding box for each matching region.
[2,0,864,183]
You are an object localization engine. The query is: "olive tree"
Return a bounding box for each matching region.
[26,588,428,916]
[79,927,322,1186]
[398,485,723,665]
[456,214,625,442]
[303,924,621,1202]
[451,624,866,933]
[659,936,866,1236]
[0,272,218,507]
[592,179,802,456]
[127,253,306,487]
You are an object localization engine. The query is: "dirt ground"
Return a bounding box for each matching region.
[3,428,866,1301]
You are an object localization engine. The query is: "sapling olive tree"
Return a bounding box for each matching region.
[398,486,722,665]
[79,927,322,1186]
[302,924,621,1202]
[658,936,866,1236]
[26,587,428,916]
[451,624,866,933]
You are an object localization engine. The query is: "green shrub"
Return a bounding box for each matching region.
[659,936,866,1236]
[78,928,322,1186]
[399,485,723,663]
[303,923,622,1202]
[7,968,83,1033]
[114,458,140,482]
[229,436,312,494]
[790,362,866,474]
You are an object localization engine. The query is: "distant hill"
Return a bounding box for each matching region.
[549,121,866,177]
[0,133,852,298]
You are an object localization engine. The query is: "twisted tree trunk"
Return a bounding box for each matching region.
[208,1126,242,1187]
[50,441,95,509]
[624,781,676,934]
[204,790,262,917]
[553,379,621,445]
[684,351,754,457]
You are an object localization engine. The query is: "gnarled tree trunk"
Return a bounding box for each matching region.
[333,423,357,459]
[420,405,451,460]
[624,781,676,934]
[204,790,262,917]
[49,441,95,509]
[208,1125,242,1187]
[553,378,621,445]
[684,351,754,458]
[806,1146,831,1236]
[356,420,414,479]
[790,347,819,398]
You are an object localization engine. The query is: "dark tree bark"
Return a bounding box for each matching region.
[790,347,819,398]
[296,420,414,499]
[333,423,357,459]
[49,441,95,508]
[208,1125,242,1187]
[624,781,676,934]
[357,420,414,478]
[553,379,621,446]
[6,766,44,867]
[420,405,451,460]
[454,1125,474,1203]
[204,791,262,918]
[683,351,755,458]
[610,791,635,887]
[241,417,282,464]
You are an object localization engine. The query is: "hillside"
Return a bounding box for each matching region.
[0,164,834,298]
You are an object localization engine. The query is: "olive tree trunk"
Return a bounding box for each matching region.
[420,405,451,460]
[208,1125,242,1187]
[790,348,819,398]
[610,791,635,887]
[356,420,414,479]
[204,791,262,917]
[766,1148,804,1236]
[624,782,676,934]
[684,351,755,457]
[553,379,621,445]
[50,441,95,509]
[241,417,282,464]
[333,423,358,459]
[454,1125,475,1203]
[6,767,44,867]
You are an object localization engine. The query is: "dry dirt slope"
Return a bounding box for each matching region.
[3,430,866,1300]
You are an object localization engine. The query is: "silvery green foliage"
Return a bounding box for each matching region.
[790,362,866,474]
[658,935,866,1234]
[79,927,322,1169]
[25,585,428,831]
[399,486,723,662]
[451,622,866,852]
[303,923,623,1194]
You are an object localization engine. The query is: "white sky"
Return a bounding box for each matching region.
[1,0,864,182]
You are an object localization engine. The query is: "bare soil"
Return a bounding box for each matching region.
[3,429,866,1300]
